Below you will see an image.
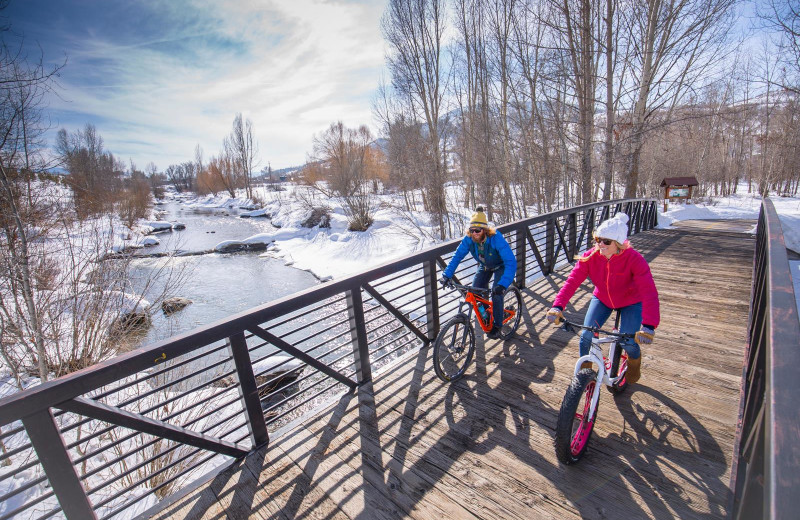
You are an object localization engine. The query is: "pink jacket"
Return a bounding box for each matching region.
[553,246,660,328]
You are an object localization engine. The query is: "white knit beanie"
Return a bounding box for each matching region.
[595,213,629,244]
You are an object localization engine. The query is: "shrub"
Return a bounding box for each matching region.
[301,207,331,228]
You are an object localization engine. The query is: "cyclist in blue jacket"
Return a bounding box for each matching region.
[439,207,517,339]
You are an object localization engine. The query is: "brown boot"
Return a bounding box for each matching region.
[580,361,593,370]
[626,356,641,384]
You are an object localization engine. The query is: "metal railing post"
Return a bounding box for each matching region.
[229,332,269,448]
[346,286,372,384]
[634,201,643,233]
[22,409,97,519]
[650,200,658,229]
[567,212,577,259]
[515,224,527,288]
[423,260,440,340]
[545,218,555,275]
[585,208,596,250]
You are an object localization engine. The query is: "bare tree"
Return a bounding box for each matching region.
[164,162,193,193]
[383,0,452,238]
[144,161,164,198]
[225,113,258,200]
[757,0,800,94]
[616,0,737,197]
[541,0,601,204]
[0,20,64,381]
[57,124,125,218]
[208,152,238,198]
[507,0,560,212]
[309,121,377,231]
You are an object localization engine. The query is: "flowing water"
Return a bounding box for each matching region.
[130,201,318,347]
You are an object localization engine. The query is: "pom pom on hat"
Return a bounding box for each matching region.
[595,213,629,244]
[470,206,489,228]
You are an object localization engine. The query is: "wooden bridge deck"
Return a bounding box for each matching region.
[148,223,755,520]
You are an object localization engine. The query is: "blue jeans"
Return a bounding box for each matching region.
[580,297,641,360]
[473,268,507,329]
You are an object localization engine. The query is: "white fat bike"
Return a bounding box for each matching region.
[553,311,636,465]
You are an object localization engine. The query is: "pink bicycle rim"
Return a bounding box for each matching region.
[570,381,596,456]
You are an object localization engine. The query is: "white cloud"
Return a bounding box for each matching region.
[38,0,388,170]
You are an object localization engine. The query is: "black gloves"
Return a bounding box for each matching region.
[439,275,451,288]
[492,285,506,297]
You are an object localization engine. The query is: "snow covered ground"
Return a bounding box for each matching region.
[171,184,800,315]
[658,193,800,253]
[174,185,798,273]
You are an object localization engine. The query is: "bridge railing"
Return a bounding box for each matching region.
[730,198,800,519]
[0,198,657,520]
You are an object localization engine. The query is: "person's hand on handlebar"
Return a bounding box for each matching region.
[546,306,563,326]
[439,275,452,288]
[635,325,655,345]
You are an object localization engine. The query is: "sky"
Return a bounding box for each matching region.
[3,0,389,171]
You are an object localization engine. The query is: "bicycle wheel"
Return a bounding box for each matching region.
[499,285,523,340]
[554,369,598,464]
[607,352,629,394]
[433,314,475,383]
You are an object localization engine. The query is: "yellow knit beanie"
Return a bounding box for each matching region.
[469,206,489,228]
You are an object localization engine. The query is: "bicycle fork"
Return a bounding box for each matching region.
[573,338,625,418]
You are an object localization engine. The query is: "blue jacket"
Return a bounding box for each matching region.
[443,231,517,288]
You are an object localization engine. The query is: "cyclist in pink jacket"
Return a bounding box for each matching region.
[546,213,659,384]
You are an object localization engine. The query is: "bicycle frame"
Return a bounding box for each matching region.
[574,336,621,419]
[460,290,493,332]
[561,318,633,419]
[447,282,513,333]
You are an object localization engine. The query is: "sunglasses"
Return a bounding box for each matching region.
[594,237,614,245]
[469,228,484,234]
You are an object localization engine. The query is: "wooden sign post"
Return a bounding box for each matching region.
[660,176,699,212]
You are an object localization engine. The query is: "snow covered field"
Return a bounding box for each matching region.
[171,184,799,315]
[174,185,800,279]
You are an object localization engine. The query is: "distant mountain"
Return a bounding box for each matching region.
[255,164,303,182]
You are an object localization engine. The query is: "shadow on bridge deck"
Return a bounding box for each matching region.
[147,225,755,520]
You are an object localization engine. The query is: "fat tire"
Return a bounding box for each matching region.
[433,314,475,383]
[499,285,523,340]
[555,368,598,464]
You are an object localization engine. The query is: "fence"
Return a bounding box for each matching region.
[729,198,800,519]
[0,199,657,520]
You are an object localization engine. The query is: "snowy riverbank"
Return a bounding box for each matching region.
[165,184,800,317]
[165,185,800,281]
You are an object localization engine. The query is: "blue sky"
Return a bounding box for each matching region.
[4,0,388,171]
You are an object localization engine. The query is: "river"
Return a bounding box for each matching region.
[130,200,319,347]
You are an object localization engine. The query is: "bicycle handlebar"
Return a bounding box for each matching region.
[442,281,491,296]
[559,318,635,339]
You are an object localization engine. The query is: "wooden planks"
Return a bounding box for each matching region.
[147,226,754,520]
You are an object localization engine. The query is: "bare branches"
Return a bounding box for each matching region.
[225,113,259,200]
[757,0,800,94]
[308,121,377,231]
[383,0,451,238]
